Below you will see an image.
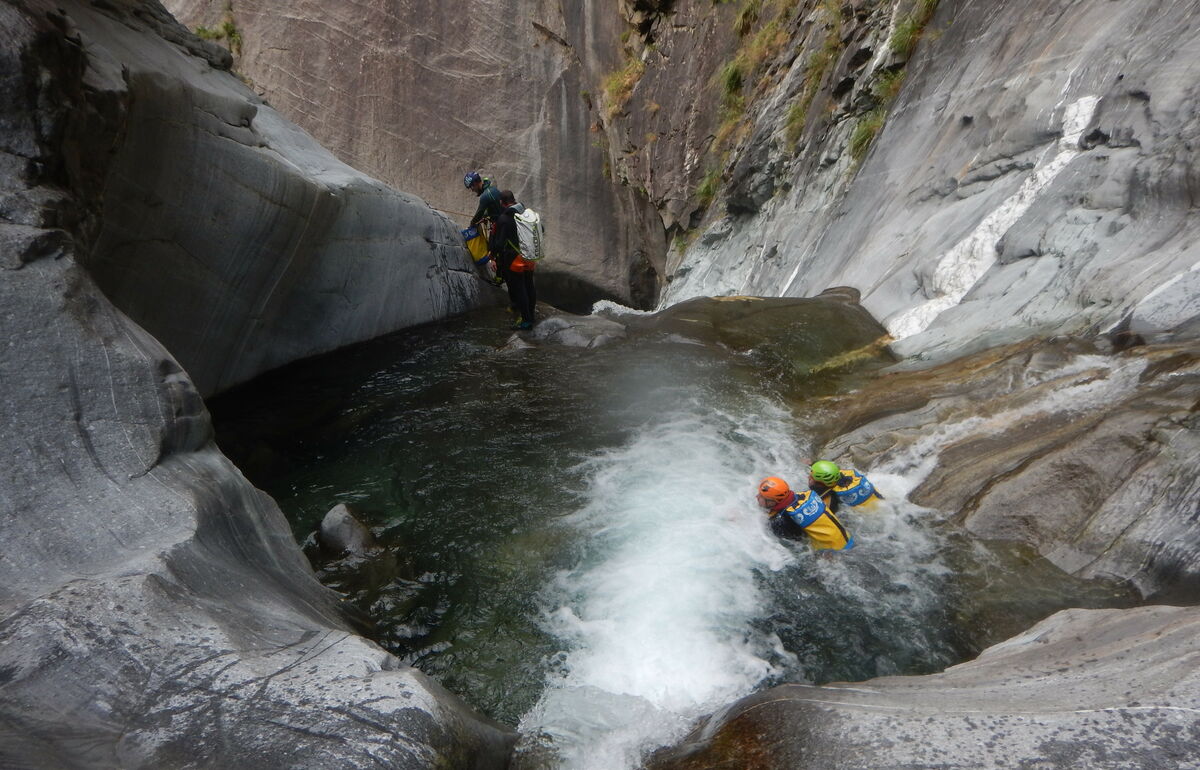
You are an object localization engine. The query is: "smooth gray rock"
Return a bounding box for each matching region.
[662,0,1200,364]
[649,605,1200,769]
[319,503,377,557]
[524,311,628,349]
[814,336,1200,598]
[164,0,668,309]
[64,0,482,397]
[0,2,513,767]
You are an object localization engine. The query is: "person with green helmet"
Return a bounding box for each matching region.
[809,460,883,509]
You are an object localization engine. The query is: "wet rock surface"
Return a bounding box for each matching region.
[663,0,1200,366]
[813,336,1200,597]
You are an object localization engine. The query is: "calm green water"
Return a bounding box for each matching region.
[210,302,1138,768]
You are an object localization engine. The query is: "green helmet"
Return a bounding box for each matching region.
[811,461,841,485]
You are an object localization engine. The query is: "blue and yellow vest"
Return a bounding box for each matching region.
[779,490,854,551]
[831,470,880,508]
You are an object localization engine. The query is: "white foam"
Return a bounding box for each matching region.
[520,398,800,768]
[591,299,653,317]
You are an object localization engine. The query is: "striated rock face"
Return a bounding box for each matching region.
[660,0,1200,363]
[1,0,512,766]
[648,604,1200,769]
[164,0,669,310]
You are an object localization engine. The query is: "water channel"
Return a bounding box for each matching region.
[210,301,1138,768]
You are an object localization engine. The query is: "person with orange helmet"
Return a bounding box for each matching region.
[756,476,854,551]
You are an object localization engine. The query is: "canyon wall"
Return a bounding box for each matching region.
[47,0,482,398]
[4,0,1199,767]
[654,0,1200,364]
[165,0,670,309]
[0,0,511,765]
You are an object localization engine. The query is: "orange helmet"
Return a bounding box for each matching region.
[756,477,792,510]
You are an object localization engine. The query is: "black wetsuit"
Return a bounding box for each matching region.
[489,202,536,325]
[470,180,503,228]
[808,482,841,513]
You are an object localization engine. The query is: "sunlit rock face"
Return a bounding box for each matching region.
[164,0,668,310]
[0,1,512,766]
[663,0,1200,363]
[649,604,1200,770]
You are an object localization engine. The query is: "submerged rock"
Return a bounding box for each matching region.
[319,503,377,557]
[629,295,894,393]
[525,312,628,349]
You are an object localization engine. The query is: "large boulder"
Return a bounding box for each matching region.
[0,1,512,766]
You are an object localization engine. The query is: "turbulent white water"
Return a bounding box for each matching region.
[517,392,800,768]
[514,371,964,768]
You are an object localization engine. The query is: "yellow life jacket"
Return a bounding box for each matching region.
[782,490,854,551]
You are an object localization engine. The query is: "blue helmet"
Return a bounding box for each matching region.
[464,171,482,189]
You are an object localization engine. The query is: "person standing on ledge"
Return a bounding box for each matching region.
[755,476,854,552]
[809,460,884,510]
[489,190,537,331]
[464,171,505,286]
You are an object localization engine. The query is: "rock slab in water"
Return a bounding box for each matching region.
[649,604,1200,769]
[815,336,1200,597]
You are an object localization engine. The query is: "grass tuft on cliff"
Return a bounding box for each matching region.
[194,1,243,57]
[603,57,646,120]
[849,107,886,163]
[695,167,721,208]
[890,0,939,60]
[784,0,843,147]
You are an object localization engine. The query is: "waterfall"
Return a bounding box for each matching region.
[516,392,799,767]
